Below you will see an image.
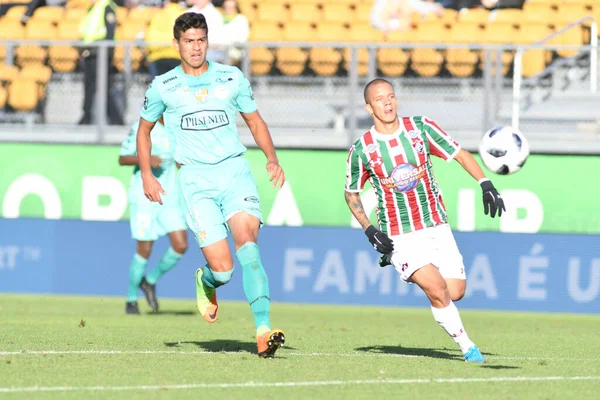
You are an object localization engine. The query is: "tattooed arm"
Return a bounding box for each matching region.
[345,191,372,231]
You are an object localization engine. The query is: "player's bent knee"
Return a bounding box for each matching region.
[424,284,450,308]
[211,267,234,287]
[172,242,188,254]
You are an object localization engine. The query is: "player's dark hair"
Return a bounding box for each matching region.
[174,12,209,41]
[364,78,393,103]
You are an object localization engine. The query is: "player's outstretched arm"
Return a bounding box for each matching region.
[454,149,506,218]
[345,191,394,254]
[345,191,371,230]
[454,148,487,181]
[136,118,165,205]
[241,110,285,189]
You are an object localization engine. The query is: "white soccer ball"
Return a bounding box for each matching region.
[478,126,530,175]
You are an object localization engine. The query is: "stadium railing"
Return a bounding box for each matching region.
[0,38,598,151]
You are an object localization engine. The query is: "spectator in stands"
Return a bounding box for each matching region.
[145,0,186,77]
[188,0,226,61]
[78,0,124,125]
[19,0,66,26]
[371,0,443,34]
[220,0,249,66]
[480,0,525,10]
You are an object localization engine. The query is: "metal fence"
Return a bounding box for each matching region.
[0,35,599,151]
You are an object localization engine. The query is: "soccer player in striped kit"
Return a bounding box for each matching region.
[345,79,505,363]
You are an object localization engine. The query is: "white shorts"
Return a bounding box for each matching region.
[389,224,466,283]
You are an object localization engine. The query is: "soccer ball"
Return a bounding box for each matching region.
[478,126,530,175]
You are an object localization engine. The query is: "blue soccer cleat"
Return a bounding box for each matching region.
[464,346,487,363]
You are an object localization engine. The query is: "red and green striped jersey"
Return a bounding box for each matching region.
[345,116,461,235]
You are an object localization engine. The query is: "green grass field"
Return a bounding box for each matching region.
[0,294,599,399]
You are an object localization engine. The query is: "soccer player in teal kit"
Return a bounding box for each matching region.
[119,118,188,315]
[135,12,286,358]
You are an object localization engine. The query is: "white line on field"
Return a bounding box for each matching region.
[0,376,599,393]
[0,349,593,362]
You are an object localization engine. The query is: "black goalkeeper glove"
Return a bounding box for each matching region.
[480,179,505,218]
[365,225,394,254]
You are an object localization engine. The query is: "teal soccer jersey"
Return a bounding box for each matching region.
[120,121,187,240]
[140,62,257,165]
[138,61,263,248]
[120,121,179,207]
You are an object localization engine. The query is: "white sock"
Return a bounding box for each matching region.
[430,301,476,354]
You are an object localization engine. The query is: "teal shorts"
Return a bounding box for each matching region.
[129,202,188,242]
[177,156,263,248]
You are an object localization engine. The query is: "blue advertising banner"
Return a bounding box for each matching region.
[0,219,598,314]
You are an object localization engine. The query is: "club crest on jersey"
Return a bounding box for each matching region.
[413,138,425,154]
[195,89,209,102]
[380,163,427,192]
[363,143,379,154]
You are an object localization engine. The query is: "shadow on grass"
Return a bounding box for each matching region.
[164,340,296,354]
[147,310,196,316]
[480,365,521,370]
[356,345,500,361]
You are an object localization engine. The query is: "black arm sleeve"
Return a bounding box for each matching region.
[104,6,116,40]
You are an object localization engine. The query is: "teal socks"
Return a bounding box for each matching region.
[146,247,183,285]
[201,265,234,289]
[236,242,270,330]
[127,253,147,302]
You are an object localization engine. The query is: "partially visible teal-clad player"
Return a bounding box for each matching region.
[119,117,188,315]
[135,12,286,358]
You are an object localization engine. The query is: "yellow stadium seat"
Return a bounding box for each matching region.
[522,3,557,23]
[377,29,411,77]
[309,22,347,76]
[16,21,57,67]
[127,6,160,24]
[488,9,524,27]
[20,63,52,84]
[289,3,321,23]
[0,63,20,83]
[515,22,553,78]
[248,22,281,76]
[0,85,7,109]
[0,21,25,62]
[49,20,81,72]
[353,3,372,24]
[479,21,517,76]
[114,22,147,72]
[275,22,315,76]
[322,3,353,24]
[256,2,289,23]
[457,8,490,25]
[65,0,89,8]
[4,6,27,21]
[237,2,256,21]
[377,47,409,77]
[342,23,385,76]
[555,3,591,24]
[410,22,447,77]
[440,8,459,26]
[8,77,39,111]
[326,0,359,4]
[116,6,128,25]
[64,8,87,23]
[445,22,482,77]
[30,6,65,24]
[19,63,52,100]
